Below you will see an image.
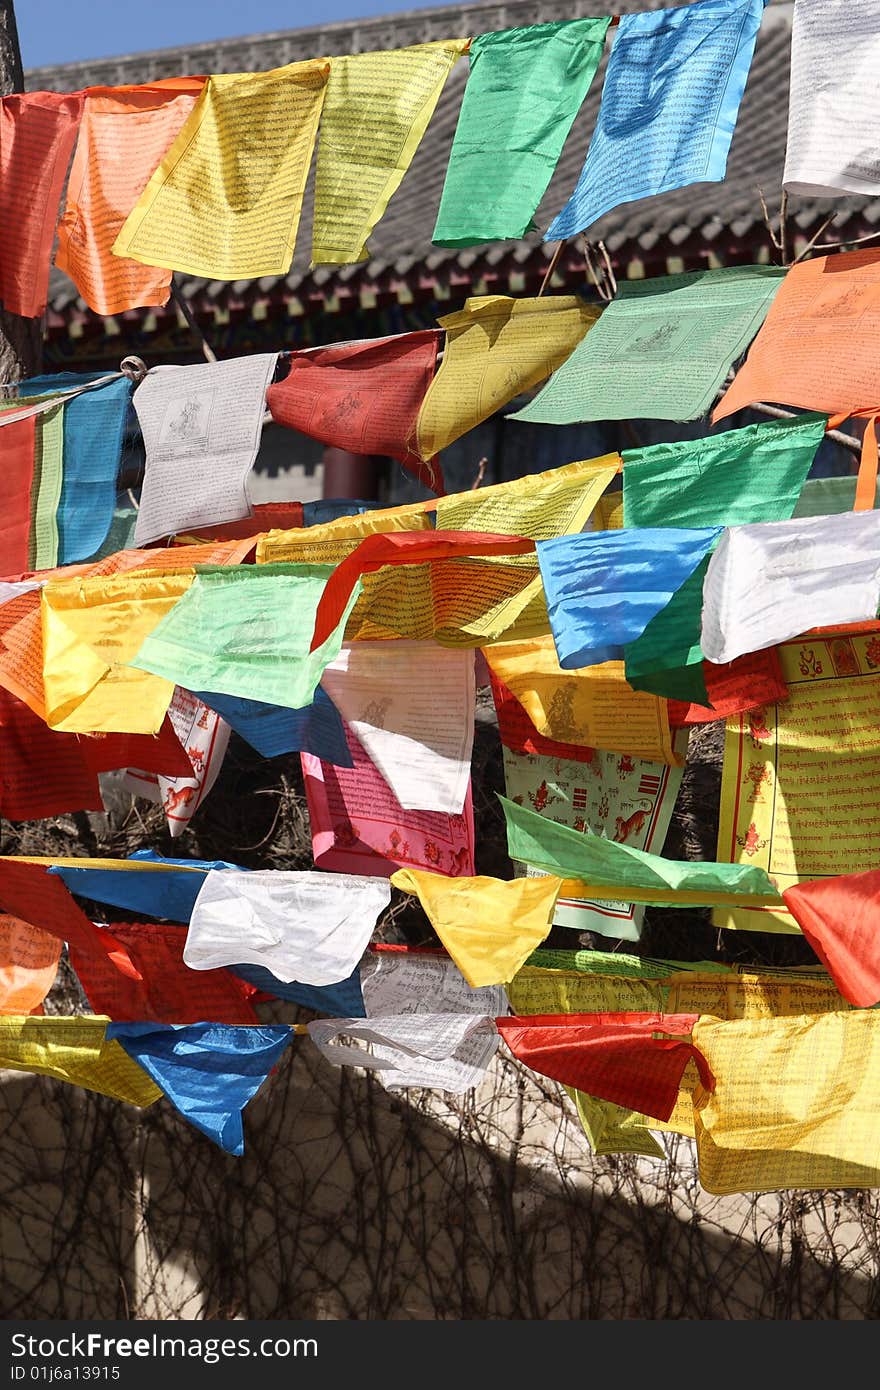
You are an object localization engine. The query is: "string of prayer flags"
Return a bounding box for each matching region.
[311,40,468,265]
[229,961,366,1017]
[132,355,279,546]
[195,686,353,766]
[123,688,230,836]
[0,1016,161,1107]
[783,871,880,1009]
[414,296,599,461]
[308,531,534,652]
[0,92,83,317]
[106,1021,294,1153]
[320,642,474,815]
[132,564,362,712]
[56,80,206,315]
[514,267,785,425]
[496,1012,713,1122]
[700,511,880,666]
[184,869,391,985]
[501,740,684,941]
[501,794,780,905]
[432,18,611,247]
[68,921,259,1025]
[481,636,677,763]
[41,568,194,734]
[301,720,476,877]
[0,686,102,821]
[113,61,330,279]
[49,851,241,924]
[537,526,722,669]
[692,1012,880,1194]
[308,1013,499,1092]
[621,414,825,701]
[545,0,767,241]
[783,0,880,198]
[16,375,134,565]
[715,627,880,935]
[266,332,443,494]
[0,916,62,1015]
[713,249,880,422]
[389,870,561,986]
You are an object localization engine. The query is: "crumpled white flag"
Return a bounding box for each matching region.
[701,511,880,665]
[307,1013,499,1094]
[184,868,391,984]
[350,950,508,1090]
[320,640,474,814]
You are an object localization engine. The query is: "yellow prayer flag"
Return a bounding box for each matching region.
[0,1015,161,1107]
[113,60,330,279]
[42,569,195,734]
[714,628,880,933]
[255,501,433,565]
[390,869,561,986]
[693,1012,880,1194]
[482,634,677,764]
[416,296,600,460]
[312,40,468,265]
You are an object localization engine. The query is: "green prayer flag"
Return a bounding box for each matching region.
[524,947,733,977]
[794,473,880,517]
[512,266,786,424]
[31,402,65,570]
[432,17,611,247]
[622,413,826,699]
[501,794,779,902]
[131,564,362,711]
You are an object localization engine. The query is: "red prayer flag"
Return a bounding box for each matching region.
[79,716,194,779]
[783,871,880,1008]
[0,686,102,819]
[0,92,83,317]
[668,649,790,727]
[0,418,36,575]
[0,859,139,978]
[496,1012,713,1122]
[267,333,444,494]
[69,921,258,1024]
[174,502,305,543]
[310,530,535,651]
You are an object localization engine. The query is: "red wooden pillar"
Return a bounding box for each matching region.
[321,446,381,501]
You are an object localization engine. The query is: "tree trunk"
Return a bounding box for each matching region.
[0,0,42,382]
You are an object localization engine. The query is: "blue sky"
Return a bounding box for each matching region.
[17,1,441,68]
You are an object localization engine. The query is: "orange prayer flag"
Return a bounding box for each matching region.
[57,79,205,316]
[714,249,880,423]
[0,92,83,317]
[0,914,61,1015]
[496,1012,713,1123]
[783,871,880,1008]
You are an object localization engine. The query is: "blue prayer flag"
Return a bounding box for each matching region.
[546,0,767,241]
[106,1021,294,1155]
[194,686,352,765]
